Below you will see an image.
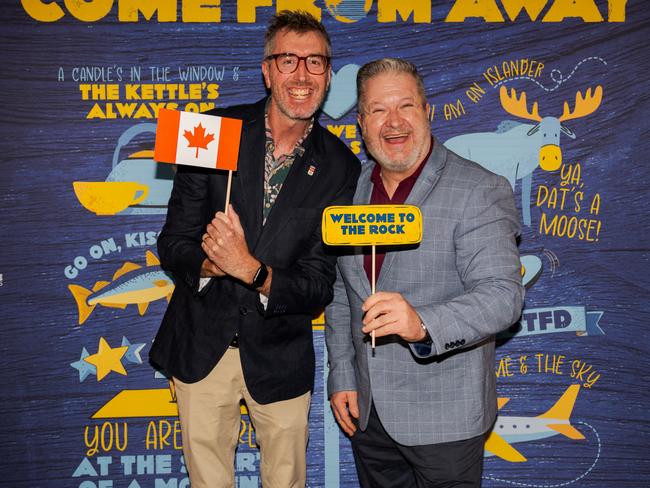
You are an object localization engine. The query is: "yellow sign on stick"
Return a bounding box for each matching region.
[322,205,423,246]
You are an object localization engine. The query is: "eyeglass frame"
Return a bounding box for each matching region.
[264,53,331,75]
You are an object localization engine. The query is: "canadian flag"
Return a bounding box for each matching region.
[154,108,242,171]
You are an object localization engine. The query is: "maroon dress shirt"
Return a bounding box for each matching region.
[364,139,433,284]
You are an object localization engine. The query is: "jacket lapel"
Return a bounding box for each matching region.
[234,103,266,250]
[404,139,447,208]
[376,140,448,290]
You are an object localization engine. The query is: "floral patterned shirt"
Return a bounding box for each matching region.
[263,109,313,223]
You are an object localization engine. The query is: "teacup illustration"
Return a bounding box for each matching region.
[73,181,149,215]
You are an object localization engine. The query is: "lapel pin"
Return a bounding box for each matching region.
[307,165,316,176]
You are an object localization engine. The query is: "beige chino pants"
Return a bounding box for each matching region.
[173,347,311,488]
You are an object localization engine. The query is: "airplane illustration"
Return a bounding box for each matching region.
[520,255,543,289]
[485,384,585,462]
[69,250,174,325]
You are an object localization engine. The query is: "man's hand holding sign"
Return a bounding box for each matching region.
[361,291,427,342]
[322,204,424,349]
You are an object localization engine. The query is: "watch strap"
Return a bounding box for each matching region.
[251,263,268,289]
[420,322,433,345]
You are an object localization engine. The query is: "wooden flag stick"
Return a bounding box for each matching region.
[224,170,233,216]
[371,244,376,352]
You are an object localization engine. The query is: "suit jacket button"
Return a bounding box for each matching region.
[239,306,249,316]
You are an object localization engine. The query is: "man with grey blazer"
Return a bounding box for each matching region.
[325,58,525,487]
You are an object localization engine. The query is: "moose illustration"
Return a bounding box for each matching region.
[444,86,603,226]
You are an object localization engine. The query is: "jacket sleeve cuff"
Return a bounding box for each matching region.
[327,365,358,397]
[184,248,209,295]
[409,307,440,359]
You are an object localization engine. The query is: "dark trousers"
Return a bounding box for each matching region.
[351,404,485,488]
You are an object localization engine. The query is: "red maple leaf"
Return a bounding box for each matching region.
[183,123,215,158]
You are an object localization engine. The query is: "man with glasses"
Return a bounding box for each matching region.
[150,11,360,488]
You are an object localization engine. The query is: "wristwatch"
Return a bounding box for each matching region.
[420,322,433,345]
[251,263,269,289]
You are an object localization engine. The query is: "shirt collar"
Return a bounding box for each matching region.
[264,99,314,157]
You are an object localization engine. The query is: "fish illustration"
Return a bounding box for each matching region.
[69,250,174,325]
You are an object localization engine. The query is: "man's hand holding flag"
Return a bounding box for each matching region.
[155,108,250,283]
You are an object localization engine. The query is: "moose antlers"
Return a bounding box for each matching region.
[558,86,603,122]
[500,85,603,123]
[500,87,541,122]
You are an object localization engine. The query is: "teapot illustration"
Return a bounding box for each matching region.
[104,123,175,215]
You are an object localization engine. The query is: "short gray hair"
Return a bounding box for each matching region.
[357,58,426,112]
[264,10,332,58]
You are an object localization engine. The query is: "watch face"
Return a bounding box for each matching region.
[253,264,268,288]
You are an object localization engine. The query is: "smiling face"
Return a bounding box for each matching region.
[358,71,431,175]
[262,29,331,123]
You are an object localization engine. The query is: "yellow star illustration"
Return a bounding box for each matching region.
[85,337,129,381]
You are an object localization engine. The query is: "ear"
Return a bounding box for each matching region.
[560,124,576,139]
[261,60,271,89]
[326,64,332,91]
[357,112,364,132]
[527,124,540,136]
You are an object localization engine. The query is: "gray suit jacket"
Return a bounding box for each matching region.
[325,141,524,446]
